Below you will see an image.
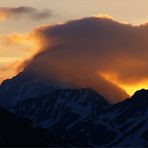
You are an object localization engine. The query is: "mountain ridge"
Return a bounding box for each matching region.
[0,69,147,146]
[9,88,148,147]
[0,69,129,106]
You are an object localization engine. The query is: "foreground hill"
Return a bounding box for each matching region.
[0,107,48,147]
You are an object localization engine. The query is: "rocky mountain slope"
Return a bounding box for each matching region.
[9,88,148,147]
[0,67,147,147]
[12,88,109,128]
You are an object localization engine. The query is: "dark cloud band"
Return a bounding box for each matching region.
[0,6,52,21]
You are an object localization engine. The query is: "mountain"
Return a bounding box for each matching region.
[0,68,147,146]
[0,72,55,107]
[103,88,148,147]
[10,89,148,147]
[95,89,148,147]
[0,106,48,147]
[9,88,112,146]
[11,88,109,127]
[0,69,128,107]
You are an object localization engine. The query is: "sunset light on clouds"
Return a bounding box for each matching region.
[1,0,148,97]
[0,32,37,83]
[1,1,148,147]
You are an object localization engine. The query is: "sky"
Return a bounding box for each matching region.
[0,0,148,96]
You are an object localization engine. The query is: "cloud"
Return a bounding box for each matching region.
[28,17,148,84]
[92,14,113,19]
[0,33,38,56]
[4,16,148,103]
[0,59,22,83]
[22,17,137,103]
[0,33,38,84]
[0,6,52,21]
[0,33,30,46]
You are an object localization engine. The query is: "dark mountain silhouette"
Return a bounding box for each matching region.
[0,69,128,107]
[12,88,109,126]
[0,69,148,146]
[8,88,148,147]
[0,106,49,147]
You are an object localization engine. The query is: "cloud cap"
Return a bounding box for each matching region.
[22,16,148,103]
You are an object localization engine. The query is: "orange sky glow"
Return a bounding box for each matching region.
[100,72,148,96]
[1,0,148,97]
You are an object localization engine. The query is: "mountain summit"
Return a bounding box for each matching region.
[0,69,128,107]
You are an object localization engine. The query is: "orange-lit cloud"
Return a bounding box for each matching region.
[0,6,52,21]
[92,14,113,19]
[0,33,33,46]
[92,14,129,25]
[22,16,148,102]
[2,16,148,103]
[0,33,38,55]
[0,33,38,83]
[100,72,148,96]
[0,59,22,83]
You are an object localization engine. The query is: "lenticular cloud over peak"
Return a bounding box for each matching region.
[21,16,148,103]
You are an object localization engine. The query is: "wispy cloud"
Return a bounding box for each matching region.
[0,6,52,21]
[0,33,37,83]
